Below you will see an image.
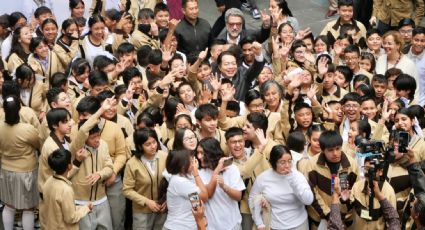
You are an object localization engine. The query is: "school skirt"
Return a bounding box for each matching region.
[0,168,39,209]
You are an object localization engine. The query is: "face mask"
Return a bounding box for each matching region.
[138,24,151,35]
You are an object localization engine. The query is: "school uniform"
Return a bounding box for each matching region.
[307,152,359,228]
[40,175,91,230]
[350,179,397,229]
[122,151,168,229]
[320,18,367,43]
[0,121,41,209]
[131,29,161,50]
[195,129,229,155]
[6,52,25,73]
[20,81,49,117]
[69,139,114,230]
[28,51,63,86]
[53,38,80,71]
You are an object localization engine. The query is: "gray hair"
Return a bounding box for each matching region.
[225,8,245,24]
[260,80,284,99]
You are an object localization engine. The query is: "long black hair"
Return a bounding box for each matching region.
[7,26,30,62]
[3,94,21,125]
[133,128,160,158]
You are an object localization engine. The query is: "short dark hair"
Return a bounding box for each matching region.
[116,42,135,58]
[88,70,108,88]
[137,45,152,67]
[154,2,169,15]
[46,108,71,131]
[294,102,312,114]
[247,112,268,136]
[138,8,154,20]
[34,6,52,19]
[394,74,416,99]
[93,55,115,71]
[398,18,415,29]
[105,8,121,21]
[76,96,101,115]
[166,149,192,175]
[319,130,343,150]
[413,26,425,37]
[287,131,306,153]
[148,49,162,65]
[269,145,291,170]
[29,36,48,53]
[182,0,198,9]
[195,103,219,120]
[338,0,354,7]
[353,74,370,86]
[48,149,72,175]
[133,128,160,158]
[225,127,244,141]
[372,74,388,84]
[307,124,326,138]
[50,72,68,88]
[239,36,255,48]
[336,65,353,84]
[121,67,142,87]
[96,90,115,103]
[46,87,64,106]
[344,44,360,56]
[226,100,240,115]
[341,92,361,105]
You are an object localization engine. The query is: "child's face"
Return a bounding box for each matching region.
[122,19,134,34]
[119,52,135,67]
[348,121,359,142]
[196,64,212,81]
[334,71,347,88]
[210,44,223,62]
[329,103,343,123]
[130,76,143,95]
[359,59,372,72]
[56,117,74,135]
[314,39,327,54]
[411,33,425,55]
[303,38,314,53]
[361,100,377,120]
[257,67,272,85]
[372,81,387,98]
[347,29,358,42]
[178,84,195,104]
[294,108,313,129]
[171,59,186,79]
[155,10,169,29]
[86,132,101,148]
[323,72,335,90]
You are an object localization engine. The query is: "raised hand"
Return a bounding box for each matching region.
[199,84,212,105]
[209,74,221,92]
[116,14,132,30]
[317,56,329,75]
[306,84,318,100]
[295,27,312,40]
[198,48,209,62]
[255,128,267,152]
[260,9,271,28]
[252,41,263,56]
[101,97,117,112]
[161,44,173,63]
[168,19,180,31]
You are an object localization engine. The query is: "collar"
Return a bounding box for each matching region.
[332,18,358,31]
[408,47,424,61]
[226,33,241,44]
[53,174,72,185]
[50,132,71,149]
[317,152,351,169]
[141,154,159,163]
[322,84,341,97]
[183,16,199,26]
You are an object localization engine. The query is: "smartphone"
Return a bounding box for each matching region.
[188,192,200,210]
[223,157,234,167]
[397,131,409,153]
[339,172,349,190]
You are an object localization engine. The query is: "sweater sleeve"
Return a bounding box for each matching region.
[122,162,149,206]
[380,198,401,230]
[287,170,314,205]
[328,204,344,230]
[61,186,90,224]
[248,178,265,228]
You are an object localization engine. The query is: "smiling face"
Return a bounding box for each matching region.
[257,67,273,85]
[279,24,295,45]
[227,134,245,160]
[264,85,280,109]
[247,98,264,113]
[242,42,254,64]
[293,46,307,63]
[394,113,413,132]
[34,40,49,59]
[198,115,218,134]
[367,33,382,52]
[42,22,58,44]
[334,71,347,88]
[343,101,361,121]
[155,10,169,29]
[338,5,353,23]
[411,33,425,54]
[242,121,256,141]
[102,100,118,120]
[178,84,195,104]
[90,21,105,41]
[183,1,199,21]
[361,100,377,120]
[383,35,401,55]
[171,58,186,79]
[309,131,322,155]
[348,121,359,143]
[71,1,85,18]
[183,129,198,151]
[52,92,72,111]
[219,54,237,78]
[19,26,32,45]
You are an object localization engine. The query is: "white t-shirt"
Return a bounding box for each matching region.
[199,165,245,230]
[80,36,113,67]
[164,174,199,230]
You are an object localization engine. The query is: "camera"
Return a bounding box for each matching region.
[355,137,395,164]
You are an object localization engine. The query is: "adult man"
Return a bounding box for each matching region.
[175,0,211,57]
[217,8,271,46]
[320,0,367,43]
[407,27,425,105]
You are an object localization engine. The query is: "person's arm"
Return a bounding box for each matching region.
[287,171,314,205]
[329,177,345,230]
[61,186,91,224]
[245,42,266,83]
[192,201,207,230]
[248,177,266,229]
[192,158,209,202]
[53,38,79,69]
[373,181,401,230]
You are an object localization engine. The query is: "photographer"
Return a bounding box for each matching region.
[350,156,399,229]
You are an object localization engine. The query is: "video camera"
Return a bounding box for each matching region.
[355,137,396,165]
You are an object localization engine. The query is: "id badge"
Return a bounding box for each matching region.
[360,209,372,220]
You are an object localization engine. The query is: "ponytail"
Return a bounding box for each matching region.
[3,95,20,125]
[93,0,103,15]
[125,0,131,12]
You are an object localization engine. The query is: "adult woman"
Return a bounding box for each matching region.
[53,18,80,71]
[70,0,85,19]
[269,0,299,32]
[15,63,48,119]
[0,95,40,230]
[375,31,417,81]
[249,145,313,230]
[6,26,32,73]
[41,18,59,48]
[79,14,110,66]
[172,128,198,152]
[28,37,62,85]
[162,149,208,230]
[123,128,167,229]
[260,80,283,113]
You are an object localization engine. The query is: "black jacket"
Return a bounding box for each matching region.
[175,17,211,57]
[217,27,271,46]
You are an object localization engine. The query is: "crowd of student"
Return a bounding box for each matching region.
[0,0,424,229]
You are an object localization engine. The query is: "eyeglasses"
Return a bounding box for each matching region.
[228,22,242,28]
[277,160,292,166]
[399,29,413,35]
[343,104,360,109]
[183,135,197,142]
[345,56,359,62]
